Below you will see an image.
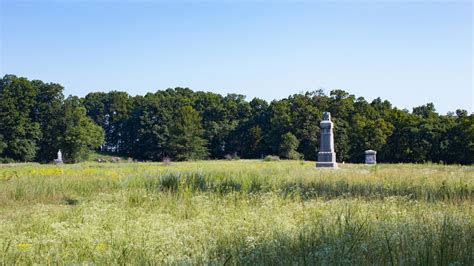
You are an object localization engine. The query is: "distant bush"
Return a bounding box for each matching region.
[263,155,280,161]
[279,132,300,159]
[224,153,240,161]
[288,150,302,160]
[0,157,15,163]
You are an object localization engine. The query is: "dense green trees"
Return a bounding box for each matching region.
[0,75,41,161]
[60,97,105,163]
[31,80,65,162]
[83,91,132,154]
[0,75,104,163]
[169,106,208,160]
[0,74,472,164]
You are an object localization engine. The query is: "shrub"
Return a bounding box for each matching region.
[279,132,299,159]
[263,155,280,161]
[288,150,302,160]
[224,153,240,161]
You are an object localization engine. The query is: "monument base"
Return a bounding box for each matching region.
[316,152,337,168]
[316,162,338,168]
[317,152,335,162]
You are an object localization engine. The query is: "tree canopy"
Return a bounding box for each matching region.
[0,75,104,163]
[1,74,472,164]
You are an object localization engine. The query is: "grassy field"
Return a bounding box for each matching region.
[1,160,473,264]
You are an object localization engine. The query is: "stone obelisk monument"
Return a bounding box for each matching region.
[316,112,337,168]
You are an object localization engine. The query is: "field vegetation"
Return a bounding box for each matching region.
[1,161,473,264]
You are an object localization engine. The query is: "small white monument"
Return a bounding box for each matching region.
[365,150,377,165]
[54,149,63,164]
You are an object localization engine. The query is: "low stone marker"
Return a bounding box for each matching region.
[316,112,337,168]
[365,150,377,165]
[54,149,63,164]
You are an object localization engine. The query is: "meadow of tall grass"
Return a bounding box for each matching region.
[1,160,473,264]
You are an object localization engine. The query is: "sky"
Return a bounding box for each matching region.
[1,0,472,114]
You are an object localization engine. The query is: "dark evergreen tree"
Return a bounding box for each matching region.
[127,94,172,160]
[266,100,292,155]
[169,106,208,161]
[194,92,228,158]
[83,91,132,153]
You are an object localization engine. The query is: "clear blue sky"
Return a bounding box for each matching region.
[1,1,472,114]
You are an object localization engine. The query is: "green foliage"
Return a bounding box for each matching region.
[287,93,320,160]
[280,132,300,159]
[83,91,132,154]
[350,113,394,162]
[169,106,208,161]
[263,155,280,161]
[0,135,6,154]
[31,80,65,162]
[60,99,105,163]
[444,111,474,164]
[0,75,105,163]
[266,100,292,155]
[126,93,172,160]
[1,74,472,164]
[78,83,474,164]
[0,75,41,161]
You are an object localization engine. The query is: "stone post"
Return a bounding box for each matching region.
[365,150,377,165]
[316,112,337,168]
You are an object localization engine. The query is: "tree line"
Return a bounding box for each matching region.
[0,74,472,164]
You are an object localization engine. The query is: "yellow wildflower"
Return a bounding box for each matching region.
[96,242,107,252]
[17,243,32,250]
